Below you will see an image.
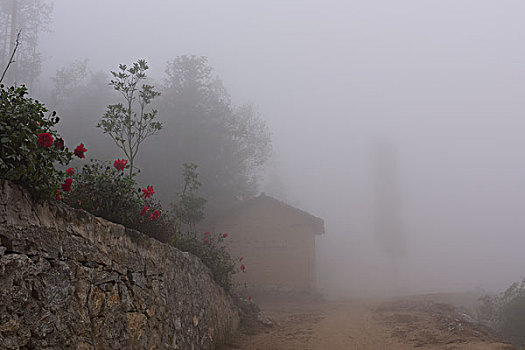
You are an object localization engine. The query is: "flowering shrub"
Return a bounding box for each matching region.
[0,84,72,198]
[63,159,169,240]
[172,231,236,291]
[62,159,237,291]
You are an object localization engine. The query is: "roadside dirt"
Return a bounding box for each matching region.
[223,294,515,350]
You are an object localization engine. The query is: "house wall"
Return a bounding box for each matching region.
[215,199,318,291]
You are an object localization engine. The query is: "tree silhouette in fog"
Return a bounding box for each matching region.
[141,55,271,220]
[372,140,406,294]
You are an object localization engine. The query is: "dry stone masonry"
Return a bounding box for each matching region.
[0,180,239,349]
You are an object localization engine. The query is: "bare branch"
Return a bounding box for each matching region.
[0,29,21,84]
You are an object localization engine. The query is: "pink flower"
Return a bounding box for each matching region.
[148,209,160,221]
[61,178,72,192]
[74,143,87,158]
[204,238,210,244]
[113,159,127,171]
[204,231,210,236]
[65,168,75,176]
[222,233,228,239]
[240,264,246,272]
[141,185,154,198]
[239,256,244,262]
[140,206,149,217]
[37,133,54,147]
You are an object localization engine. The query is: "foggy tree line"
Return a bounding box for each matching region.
[151,56,272,219]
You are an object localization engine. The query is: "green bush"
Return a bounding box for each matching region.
[0,84,71,198]
[63,160,171,241]
[499,279,525,346]
[478,278,525,347]
[172,231,236,291]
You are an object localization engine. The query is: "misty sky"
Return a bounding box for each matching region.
[38,0,525,295]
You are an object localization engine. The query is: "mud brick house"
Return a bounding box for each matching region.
[214,194,324,292]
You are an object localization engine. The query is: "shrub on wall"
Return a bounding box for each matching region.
[63,159,171,241]
[60,159,239,291]
[173,231,237,291]
[64,162,238,290]
[0,84,71,199]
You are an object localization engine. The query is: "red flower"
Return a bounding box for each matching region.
[204,231,210,236]
[222,233,228,239]
[65,168,75,176]
[141,185,154,198]
[37,133,54,147]
[113,158,127,171]
[149,209,160,221]
[239,256,244,262]
[53,138,64,150]
[140,206,149,217]
[55,191,62,201]
[204,238,210,244]
[74,143,87,158]
[61,178,72,192]
[248,295,252,301]
[240,264,246,272]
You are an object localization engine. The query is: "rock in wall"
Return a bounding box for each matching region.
[0,180,239,349]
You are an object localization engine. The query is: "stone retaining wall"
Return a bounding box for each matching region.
[0,180,239,349]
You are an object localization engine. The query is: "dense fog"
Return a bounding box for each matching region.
[5,0,525,297]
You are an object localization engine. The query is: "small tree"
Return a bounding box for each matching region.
[171,163,207,236]
[50,59,88,107]
[97,59,162,176]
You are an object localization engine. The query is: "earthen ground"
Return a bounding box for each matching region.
[223,293,515,350]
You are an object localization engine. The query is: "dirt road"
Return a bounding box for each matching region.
[225,294,515,350]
